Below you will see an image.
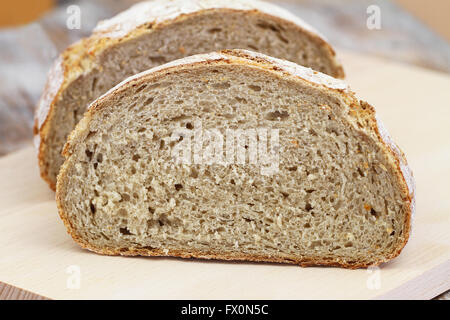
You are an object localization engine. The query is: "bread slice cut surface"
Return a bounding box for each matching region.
[34,0,344,190]
[56,50,414,268]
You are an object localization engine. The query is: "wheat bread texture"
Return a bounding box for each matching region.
[34,0,344,190]
[56,50,414,268]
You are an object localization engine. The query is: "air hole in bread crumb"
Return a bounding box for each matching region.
[208,28,222,33]
[186,122,193,130]
[190,168,198,178]
[212,82,231,89]
[305,202,313,211]
[135,84,147,93]
[222,113,235,119]
[357,167,365,177]
[277,34,289,44]
[86,131,96,139]
[235,96,247,104]
[89,202,96,215]
[91,77,98,91]
[132,154,140,161]
[248,84,261,92]
[265,110,289,121]
[265,217,274,224]
[344,242,353,248]
[174,184,183,191]
[144,97,154,105]
[256,22,280,32]
[370,208,379,218]
[85,149,93,161]
[119,227,133,235]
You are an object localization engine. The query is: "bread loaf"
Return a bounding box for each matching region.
[56,50,414,268]
[34,0,344,190]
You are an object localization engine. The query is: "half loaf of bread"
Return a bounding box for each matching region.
[56,50,414,268]
[34,0,344,190]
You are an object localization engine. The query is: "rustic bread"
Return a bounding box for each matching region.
[56,50,414,268]
[34,0,344,191]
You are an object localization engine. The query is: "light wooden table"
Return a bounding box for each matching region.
[0,0,449,300]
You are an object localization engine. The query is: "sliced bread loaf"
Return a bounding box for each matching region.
[34,0,344,190]
[56,50,414,268]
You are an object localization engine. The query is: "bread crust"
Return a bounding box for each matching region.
[56,49,414,269]
[34,0,345,190]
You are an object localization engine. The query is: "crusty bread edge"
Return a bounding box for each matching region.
[56,50,414,269]
[34,2,344,190]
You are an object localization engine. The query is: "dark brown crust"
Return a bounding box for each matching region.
[56,50,414,269]
[34,3,345,191]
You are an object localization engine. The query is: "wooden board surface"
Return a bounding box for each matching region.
[0,52,449,300]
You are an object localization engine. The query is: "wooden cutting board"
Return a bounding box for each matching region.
[0,51,449,300]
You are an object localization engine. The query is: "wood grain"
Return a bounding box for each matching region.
[0,52,449,300]
[0,282,49,300]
